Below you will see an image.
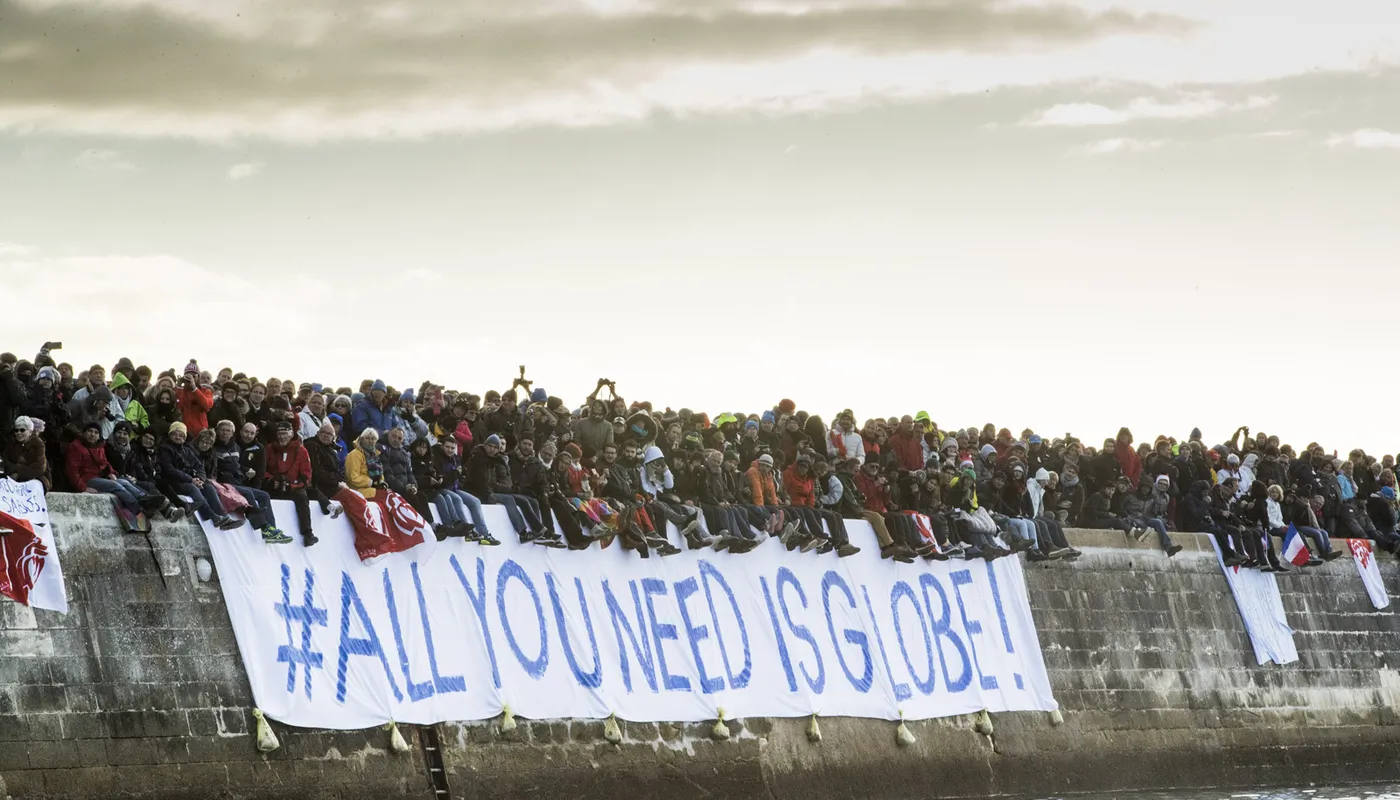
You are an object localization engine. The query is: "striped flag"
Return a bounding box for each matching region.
[1349,538,1390,610]
[1281,524,1311,566]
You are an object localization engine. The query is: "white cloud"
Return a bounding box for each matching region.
[1078,137,1165,155]
[1249,129,1303,138]
[1026,92,1276,126]
[1326,128,1400,149]
[226,161,265,180]
[72,148,138,173]
[0,241,35,256]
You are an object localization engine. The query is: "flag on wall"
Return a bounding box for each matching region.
[1348,538,1390,610]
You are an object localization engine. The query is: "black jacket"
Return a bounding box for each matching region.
[157,441,206,485]
[465,445,511,500]
[308,438,344,499]
[1179,482,1217,532]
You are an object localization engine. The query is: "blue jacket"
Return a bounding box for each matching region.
[349,398,393,441]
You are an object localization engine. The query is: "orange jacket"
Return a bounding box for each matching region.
[746,465,779,505]
[176,386,214,435]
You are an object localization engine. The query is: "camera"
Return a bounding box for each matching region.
[41,341,62,352]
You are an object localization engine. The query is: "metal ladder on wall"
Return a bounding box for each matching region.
[419,724,453,799]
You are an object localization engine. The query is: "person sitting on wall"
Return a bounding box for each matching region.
[265,421,319,547]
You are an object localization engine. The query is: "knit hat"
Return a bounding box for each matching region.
[758,454,774,466]
[744,419,759,431]
[1190,427,1203,440]
[1384,487,1397,501]
[761,411,775,424]
[486,434,504,447]
[400,388,415,403]
[183,361,200,376]
[83,421,103,432]
[980,444,996,458]
[1155,474,1171,487]
[531,388,548,403]
[327,413,344,426]
[371,379,386,393]
[959,459,974,470]
[1226,454,1240,465]
[778,399,796,415]
[563,442,582,460]
[36,366,59,383]
[1034,467,1050,482]
[1028,434,1042,445]
[169,422,187,436]
[12,416,34,432]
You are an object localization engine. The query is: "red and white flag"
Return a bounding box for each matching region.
[1348,538,1390,610]
[0,478,68,613]
[334,488,431,564]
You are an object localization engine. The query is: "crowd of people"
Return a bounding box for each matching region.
[3,345,1396,572]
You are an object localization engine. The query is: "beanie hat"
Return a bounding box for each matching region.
[959,459,974,470]
[327,413,343,426]
[1028,434,1042,445]
[1034,467,1050,482]
[371,379,386,393]
[1190,427,1203,440]
[486,434,504,447]
[83,421,103,432]
[563,442,582,460]
[758,454,774,466]
[530,388,548,403]
[12,416,34,432]
[980,444,996,458]
[778,399,796,415]
[1227,454,1240,465]
[744,419,759,431]
[36,366,59,383]
[1384,487,1396,501]
[1155,474,1171,486]
[169,422,187,436]
[183,360,200,376]
[400,388,415,403]
[761,411,775,424]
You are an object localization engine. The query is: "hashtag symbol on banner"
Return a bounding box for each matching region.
[275,564,328,699]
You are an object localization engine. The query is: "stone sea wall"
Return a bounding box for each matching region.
[3,493,1400,799]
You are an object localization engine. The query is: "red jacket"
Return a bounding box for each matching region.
[783,465,816,507]
[65,439,112,492]
[888,430,923,471]
[854,472,889,513]
[177,386,214,435]
[265,439,312,489]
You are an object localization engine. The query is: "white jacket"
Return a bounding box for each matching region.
[826,429,865,465]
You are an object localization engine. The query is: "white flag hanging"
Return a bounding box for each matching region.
[1348,539,1390,610]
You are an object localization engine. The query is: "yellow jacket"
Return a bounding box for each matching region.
[345,445,377,498]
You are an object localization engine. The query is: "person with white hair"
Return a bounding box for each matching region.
[2,415,48,487]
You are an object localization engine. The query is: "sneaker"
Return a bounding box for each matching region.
[712,531,732,552]
[1134,528,1150,543]
[815,541,835,555]
[1026,550,1049,562]
[1306,557,1323,567]
[536,535,568,549]
[784,534,804,552]
[728,538,759,555]
[835,543,860,558]
[216,516,242,530]
[261,528,293,544]
[164,506,186,523]
[880,543,907,561]
[454,522,478,537]
[1165,544,1183,558]
[1007,536,1033,553]
[328,502,344,519]
[518,529,538,544]
[680,519,701,538]
[434,525,450,542]
[1048,547,1075,559]
[961,546,983,560]
[781,521,801,540]
[1259,564,1277,573]
[591,524,618,542]
[982,548,1000,562]
[654,542,682,557]
[801,535,825,554]
[1223,555,1244,567]
[478,533,502,546]
[1323,549,1344,561]
[1272,564,1290,573]
[303,533,319,548]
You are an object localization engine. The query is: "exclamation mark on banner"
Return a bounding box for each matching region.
[983,562,1022,691]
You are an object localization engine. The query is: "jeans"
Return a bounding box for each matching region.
[1004,517,1038,546]
[492,493,542,534]
[439,490,489,533]
[86,477,147,513]
[1291,525,1332,555]
[1033,516,1070,552]
[432,493,466,526]
[167,480,228,522]
[1126,516,1175,550]
[232,485,274,530]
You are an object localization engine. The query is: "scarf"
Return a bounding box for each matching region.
[1061,473,1080,488]
[829,430,847,459]
[361,444,384,483]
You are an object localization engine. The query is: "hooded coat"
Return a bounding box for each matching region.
[1179,480,1217,532]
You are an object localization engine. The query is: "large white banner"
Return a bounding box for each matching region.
[202,501,1057,729]
[1209,538,1298,666]
[0,478,67,614]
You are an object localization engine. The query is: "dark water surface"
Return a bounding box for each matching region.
[1037,787,1400,800]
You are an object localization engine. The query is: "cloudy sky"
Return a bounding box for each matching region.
[2,0,1398,452]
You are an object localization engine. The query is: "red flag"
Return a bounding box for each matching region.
[334,489,429,564]
[0,508,48,606]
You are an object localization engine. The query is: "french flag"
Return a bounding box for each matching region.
[1281,524,1311,566]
